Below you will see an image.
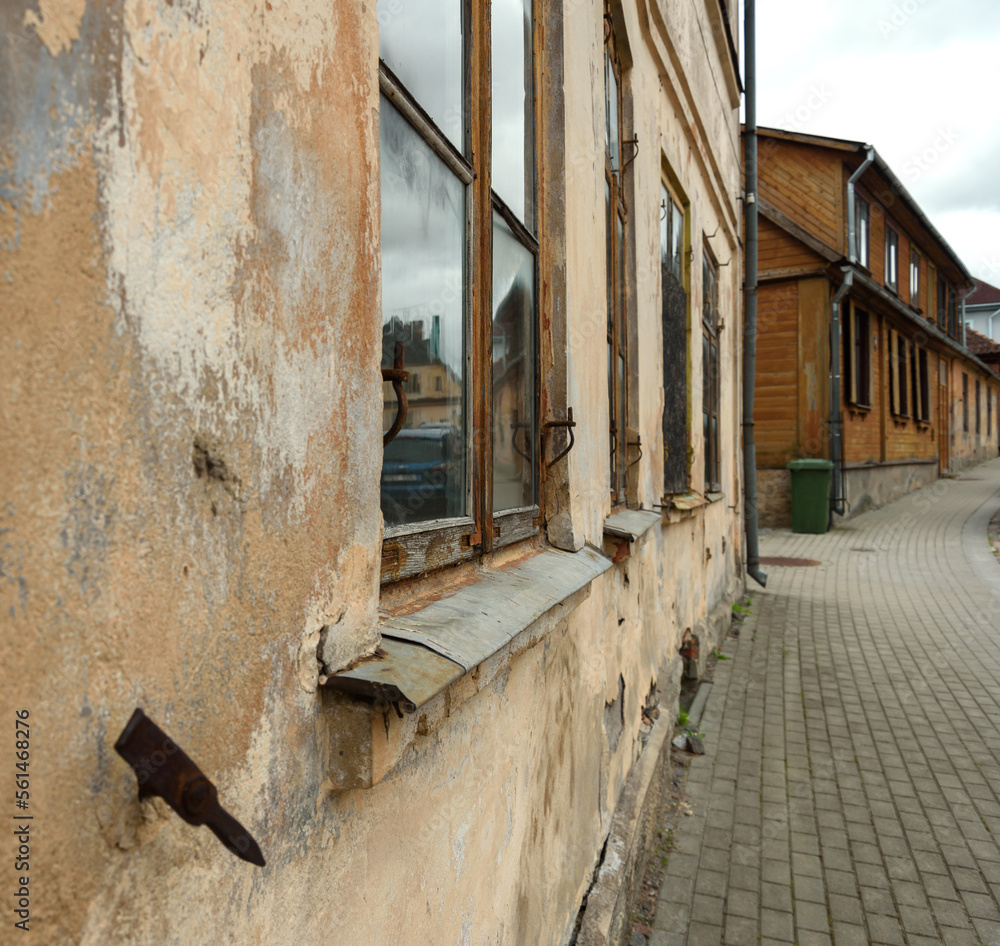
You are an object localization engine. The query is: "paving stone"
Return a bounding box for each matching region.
[794,899,829,932]
[866,913,906,945]
[760,908,793,942]
[829,923,866,946]
[723,913,757,946]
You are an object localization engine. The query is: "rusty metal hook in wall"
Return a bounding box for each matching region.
[628,433,643,470]
[114,708,265,866]
[544,407,577,467]
[382,341,410,448]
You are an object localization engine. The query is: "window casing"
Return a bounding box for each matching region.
[855,196,870,268]
[910,250,921,309]
[917,348,930,423]
[963,373,969,433]
[702,250,720,492]
[378,0,539,581]
[844,303,871,407]
[660,180,688,495]
[976,378,982,435]
[937,275,948,331]
[885,226,898,293]
[605,10,630,505]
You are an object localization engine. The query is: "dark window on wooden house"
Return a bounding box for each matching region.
[937,275,948,331]
[606,7,630,505]
[948,285,958,338]
[378,0,539,581]
[661,181,688,494]
[976,378,982,435]
[909,341,919,422]
[918,349,930,422]
[845,304,871,407]
[885,227,899,293]
[702,251,720,492]
[963,373,969,432]
[989,387,993,438]
[897,332,908,416]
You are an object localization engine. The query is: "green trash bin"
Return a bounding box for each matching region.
[786,459,833,534]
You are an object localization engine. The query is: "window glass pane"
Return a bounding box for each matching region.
[660,185,669,266]
[492,0,534,229]
[492,213,535,512]
[380,98,466,527]
[606,180,613,334]
[378,0,464,151]
[671,203,683,279]
[605,52,619,170]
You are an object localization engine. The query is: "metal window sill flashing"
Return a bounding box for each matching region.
[602,508,662,542]
[321,544,612,789]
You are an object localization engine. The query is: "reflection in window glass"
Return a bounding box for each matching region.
[379,98,466,527]
[605,52,619,171]
[492,213,535,512]
[491,0,534,229]
[377,0,464,151]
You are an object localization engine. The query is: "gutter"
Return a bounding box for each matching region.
[742,0,766,588]
[847,146,875,265]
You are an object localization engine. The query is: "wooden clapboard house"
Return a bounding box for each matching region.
[749,127,1000,527]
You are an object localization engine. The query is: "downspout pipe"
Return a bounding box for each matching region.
[847,146,875,264]
[830,269,853,516]
[742,0,766,588]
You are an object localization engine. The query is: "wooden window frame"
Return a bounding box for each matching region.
[855,195,870,269]
[702,246,721,492]
[909,249,921,310]
[963,372,969,433]
[976,378,982,435]
[378,0,542,584]
[660,174,689,496]
[885,226,899,294]
[917,348,930,423]
[846,303,871,408]
[605,5,631,507]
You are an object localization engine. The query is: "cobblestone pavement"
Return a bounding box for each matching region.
[650,460,1000,946]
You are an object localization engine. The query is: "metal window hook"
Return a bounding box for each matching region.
[381,341,410,448]
[543,407,577,467]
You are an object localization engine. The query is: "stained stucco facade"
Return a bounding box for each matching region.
[1,2,744,943]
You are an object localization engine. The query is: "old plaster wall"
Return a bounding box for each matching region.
[2,0,382,941]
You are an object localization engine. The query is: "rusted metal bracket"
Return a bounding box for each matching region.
[114,708,265,867]
[382,341,410,448]
[543,407,576,466]
[628,433,643,470]
[621,136,639,174]
[510,408,533,462]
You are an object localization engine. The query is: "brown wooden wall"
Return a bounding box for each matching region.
[756,280,799,467]
[758,139,842,253]
[758,216,824,276]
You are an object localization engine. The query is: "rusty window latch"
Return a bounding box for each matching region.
[543,407,576,466]
[628,432,643,469]
[382,340,410,447]
[114,708,265,867]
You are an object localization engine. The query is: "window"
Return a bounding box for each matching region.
[989,386,993,438]
[378,0,538,580]
[937,275,947,331]
[855,195,870,268]
[844,303,871,407]
[917,348,930,423]
[894,333,910,417]
[976,378,982,435]
[948,285,958,338]
[885,226,898,293]
[606,7,630,505]
[909,341,919,422]
[660,180,688,494]
[963,373,969,432]
[910,250,921,308]
[702,250,720,492]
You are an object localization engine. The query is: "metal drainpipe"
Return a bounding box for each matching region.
[847,146,875,265]
[742,0,766,588]
[831,148,876,519]
[830,269,853,516]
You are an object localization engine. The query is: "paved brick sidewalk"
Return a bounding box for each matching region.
[650,460,1000,946]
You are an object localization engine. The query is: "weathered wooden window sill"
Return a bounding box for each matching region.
[322,544,611,789]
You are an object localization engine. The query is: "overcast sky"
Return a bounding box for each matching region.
[751,0,1000,286]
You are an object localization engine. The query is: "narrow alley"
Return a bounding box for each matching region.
[651,460,1000,946]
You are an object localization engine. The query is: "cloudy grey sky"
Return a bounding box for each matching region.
[752,0,1000,285]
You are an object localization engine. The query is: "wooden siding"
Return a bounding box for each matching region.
[758,139,841,252]
[756,280,799,467]
[842,300,881,464]
[758,216,825,276]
